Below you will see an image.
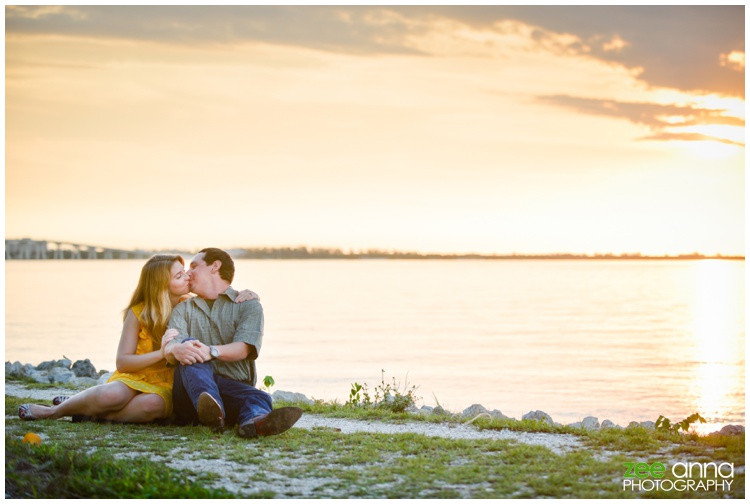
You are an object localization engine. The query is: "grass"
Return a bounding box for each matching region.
[5,384,745,499]
[6,438,239,498]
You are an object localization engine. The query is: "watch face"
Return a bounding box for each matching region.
[211,347,219,358]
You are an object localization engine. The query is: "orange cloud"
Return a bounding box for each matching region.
[539,95,744,145]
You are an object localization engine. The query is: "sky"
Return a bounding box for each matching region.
[5,5,745,256]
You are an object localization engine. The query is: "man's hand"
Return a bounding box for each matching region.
[172,340,211,365]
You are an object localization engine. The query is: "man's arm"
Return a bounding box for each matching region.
[209,341,251,362]
[227,299,263,361]
[163,302,210,365]
[200,289,263,362]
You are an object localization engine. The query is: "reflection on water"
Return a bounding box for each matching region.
[5,259,745,431]
[688,260,745,434]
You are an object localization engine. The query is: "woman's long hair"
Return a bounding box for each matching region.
[124,254,184,339]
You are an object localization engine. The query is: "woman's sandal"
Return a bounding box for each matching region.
[52,396,70,406]
[18,404,37,421]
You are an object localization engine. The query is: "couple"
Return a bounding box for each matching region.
[18,248,302,439]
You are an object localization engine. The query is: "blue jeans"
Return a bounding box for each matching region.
[172,360,273,427]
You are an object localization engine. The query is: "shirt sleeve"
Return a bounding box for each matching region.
[168,301,190,343]
[234,299,264,359]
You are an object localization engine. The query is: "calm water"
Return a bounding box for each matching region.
[5,259,745,432]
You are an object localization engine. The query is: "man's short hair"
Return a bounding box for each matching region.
[200,247,235,283]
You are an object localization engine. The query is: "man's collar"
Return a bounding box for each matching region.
[193,286,236,313]
[196,285,237,302]
[220,286,238,301]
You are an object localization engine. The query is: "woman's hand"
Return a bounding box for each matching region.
[161,329,179,353]
[236,289,260,303]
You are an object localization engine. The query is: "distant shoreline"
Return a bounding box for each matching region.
[171,250,746,261]
[5,239,743,261]
[5,255,744,261]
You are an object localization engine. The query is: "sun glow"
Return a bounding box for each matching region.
[679,138,743,160]
[688,260,745,432]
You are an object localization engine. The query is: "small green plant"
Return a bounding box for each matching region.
[346,382,369,407]
[655,412,706,435]
[345,370,420,413]
[262,375,275,393]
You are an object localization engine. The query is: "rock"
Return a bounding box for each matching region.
[98,369,110,377]
[567,421,583,429]
[36,360,57,371]
[23,364,36,376]
[71,359,98,378]
[28,370,50,384]
[271,390,314,405]
[55,358,72,369]
[640,421,655,430]
[582,416,600,430]
[5,361,24,377]
[419,405,434,415]
[49,367,77,384]
[97,372,113,385]
[490,409,509,420]
[627,421,640,429]
[462,404,489,417]
[73,377,98,388]
[601,419,620,429]
[405,405,420,414]
[432,405,448,416]
[718,425,745,436]
[523,410,554,425]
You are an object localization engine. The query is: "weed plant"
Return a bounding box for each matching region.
[345,370,420,413]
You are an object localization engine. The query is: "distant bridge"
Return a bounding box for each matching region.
[5,239,156,260]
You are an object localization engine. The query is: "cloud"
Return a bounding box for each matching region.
[428,5,745,97]
[642,132,744,147]
[539,95,745,146]
[5,6,425,55]
[6,5,744,97]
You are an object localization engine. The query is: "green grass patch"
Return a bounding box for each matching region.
[5,437,237,498]
[6,389,744,499]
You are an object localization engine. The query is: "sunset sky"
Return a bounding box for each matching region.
[5,5,745,255]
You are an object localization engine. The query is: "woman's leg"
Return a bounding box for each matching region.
[25,382,137,420]
[99,393,166,423]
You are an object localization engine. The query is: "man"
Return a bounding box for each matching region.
[164,247,302,438]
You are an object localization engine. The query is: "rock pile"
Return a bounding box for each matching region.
[5,358,745,438]
[6,358,112,388]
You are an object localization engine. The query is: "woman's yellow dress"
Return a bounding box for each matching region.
[107,303,174,416]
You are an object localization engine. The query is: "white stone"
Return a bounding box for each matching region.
[29,370,50,383]
[49,367,77,384]
[432,405,448,416]
[97,372,113,385]
[581,416,600,430]
[490,409,509,420]
[523,410,554,425]
[5,361,24,377]
[601,419,620,429]
[418,406,433,416]
[718,425,745,436]
[271,390,314,405]
[462,404,489,417]
[73,377,98,388]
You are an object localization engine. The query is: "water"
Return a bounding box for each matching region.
[5,259,745,432]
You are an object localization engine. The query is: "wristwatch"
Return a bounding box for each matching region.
[209,346,219,360]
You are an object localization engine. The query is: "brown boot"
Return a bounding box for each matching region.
[238,407,302,438]
[197,392,225,431]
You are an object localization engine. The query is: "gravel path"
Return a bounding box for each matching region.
[5,383,583,454]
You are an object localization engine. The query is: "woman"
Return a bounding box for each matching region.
[18,254,257,423]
